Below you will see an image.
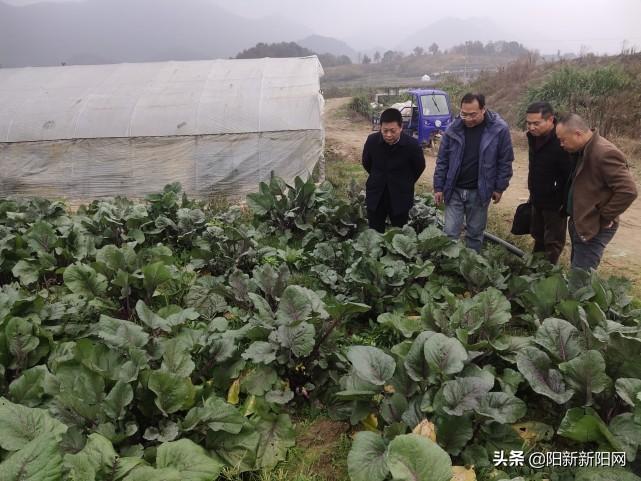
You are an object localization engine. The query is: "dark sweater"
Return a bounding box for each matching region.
[456,119,486,189]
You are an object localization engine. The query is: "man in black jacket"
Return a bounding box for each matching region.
[362,108,426,232]
[526,102,573,264]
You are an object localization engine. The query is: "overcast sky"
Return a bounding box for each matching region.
[4,0,641,54]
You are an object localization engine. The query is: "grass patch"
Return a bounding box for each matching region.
[221,417,351,481]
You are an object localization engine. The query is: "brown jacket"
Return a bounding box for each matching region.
[572,131,638,241]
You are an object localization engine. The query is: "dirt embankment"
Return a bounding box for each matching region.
[324,97,641,284]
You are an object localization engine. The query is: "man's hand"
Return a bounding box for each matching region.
[434,191,444,206]
[491,191,503,204]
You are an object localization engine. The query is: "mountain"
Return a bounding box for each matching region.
[297,35,357,61]
[0,0,312,67]
[396,17,514,53]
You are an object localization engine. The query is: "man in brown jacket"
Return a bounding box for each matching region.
[556,113,638,271]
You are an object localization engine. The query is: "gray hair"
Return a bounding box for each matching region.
[557,113,590,133]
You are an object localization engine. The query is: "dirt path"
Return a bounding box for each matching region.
[324,97,641,283]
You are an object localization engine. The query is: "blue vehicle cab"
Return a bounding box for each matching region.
[372,89,452,147]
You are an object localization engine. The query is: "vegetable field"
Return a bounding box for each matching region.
[1,176,640,481]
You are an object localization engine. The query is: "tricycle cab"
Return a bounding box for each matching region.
[373,88,453,147]
[409,89,452,147]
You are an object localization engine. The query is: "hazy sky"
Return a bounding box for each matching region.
[4,0,641,54]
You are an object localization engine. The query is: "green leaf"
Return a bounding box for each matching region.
[559,350,610,404]
[276,285,325,325]
[271,323,315,358]
[104,381,134,420]
[254,414,296,469]
[97,315,149,349]
[516,346,574,404]
[144,420,180,443]
[381,394,409,424]
[609,413,641,461]
[75,339,145,382]
[242,341,277,365]
[469,287,511,330]
[95,244,137,272]
[404,331,435,382]
[0,397,67,451]
[161,338,195,377]
[142,262,173,298]
[156,438,223,481]
[347,432,390,481]
[51,364,105,422]
[434,414,474,456]
[242,366,278,396]
[524,275,569,319]
[5,317,40,358]
[354,229,383,258]
[8,365,50,407]
[184,277,228,321]
[574,467,641,481]
[11,260,39,286]
[265,389,295,404]
[535,317,584,362]
[391,234,417,259]
[136,300,171,332]
[378,312,424,338]
[148,371,196,415]
[183,396,245,434]
[123,467,182,481]
[386,434,452,481]
[438,377,493,416]
[423,333,468,376]
[63,263,107,299]
[346,346,396,386]
[475,392,527,424]
[615,378,641,407]
[0,434,63,481]
[558,407,621,450]
[63,433,118,480]
[26,221,58,253]
[497,368,524,396]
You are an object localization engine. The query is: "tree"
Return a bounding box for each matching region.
[373,51,381,63]
[413,46,424,57]
[235,42,314,59]
[428,43,439,55]
[382,50,403,64]
[362,54,372,64]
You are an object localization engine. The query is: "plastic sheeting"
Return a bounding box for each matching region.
[0,57,324,200]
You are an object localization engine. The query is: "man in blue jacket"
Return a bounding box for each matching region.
[433,93,514,252]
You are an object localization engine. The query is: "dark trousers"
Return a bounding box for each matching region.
[530,205,567,264]
[367,188,409,233]
[569,219,618,271]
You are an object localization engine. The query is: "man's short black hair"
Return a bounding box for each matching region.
[380,108,403,126]
[461,93,485,109]
[526,101,554,118]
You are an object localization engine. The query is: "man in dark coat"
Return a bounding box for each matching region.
[362,108,426,232]
[525,101,573,264]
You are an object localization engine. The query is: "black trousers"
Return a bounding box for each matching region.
[530,205,567,264]
[367,187,409,233]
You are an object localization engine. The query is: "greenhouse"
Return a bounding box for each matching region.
[0,56,325,200]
